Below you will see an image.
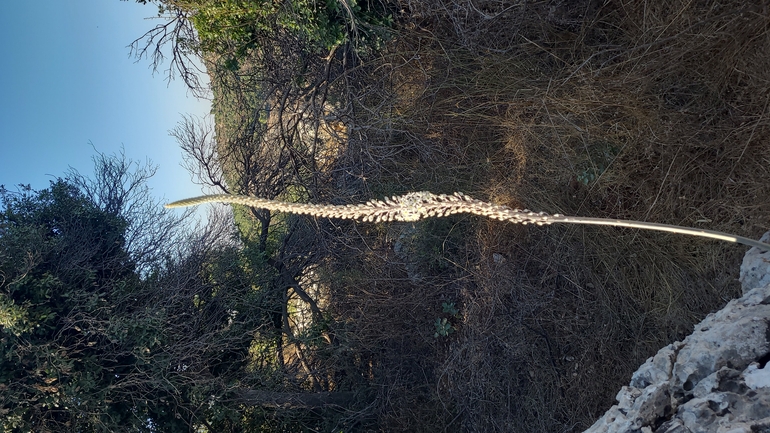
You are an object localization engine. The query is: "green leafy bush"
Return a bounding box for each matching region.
[189,0,393,55]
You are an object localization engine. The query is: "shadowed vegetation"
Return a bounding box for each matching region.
[175,0,770,431]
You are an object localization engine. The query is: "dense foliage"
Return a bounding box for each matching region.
[0,181,154,430]
[185,0,389,48]
[1,152,363,431]
[132,0,392,79]
[0,177,249,431]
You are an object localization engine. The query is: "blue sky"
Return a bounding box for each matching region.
[0,0,211,208]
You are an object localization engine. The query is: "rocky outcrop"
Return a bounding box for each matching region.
[584,235,770,433]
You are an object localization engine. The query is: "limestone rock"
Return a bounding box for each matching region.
[584,232,770,433]
[740,231,770,295]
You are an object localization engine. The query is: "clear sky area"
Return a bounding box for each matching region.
[0,0,212,208]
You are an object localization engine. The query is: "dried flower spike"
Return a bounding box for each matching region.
[165,192,770,251]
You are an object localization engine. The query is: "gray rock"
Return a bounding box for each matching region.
[739,231,770,295]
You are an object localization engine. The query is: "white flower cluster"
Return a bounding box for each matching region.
[165,191,557,225]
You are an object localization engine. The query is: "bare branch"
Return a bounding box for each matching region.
[66,146,192,272]
[172,115,229,193]
[128,7,207,96]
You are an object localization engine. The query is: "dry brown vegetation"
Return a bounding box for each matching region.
[316,1,770,431]
[175,0,770,430]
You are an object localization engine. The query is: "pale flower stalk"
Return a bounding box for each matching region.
[165,192,770,251]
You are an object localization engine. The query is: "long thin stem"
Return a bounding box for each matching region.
[550,215,770,251]
[166,192,770,251]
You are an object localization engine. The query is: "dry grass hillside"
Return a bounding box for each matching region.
[315,1,770,431]
[192,1,770,431]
